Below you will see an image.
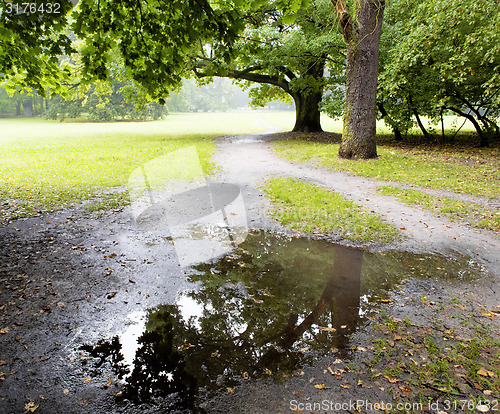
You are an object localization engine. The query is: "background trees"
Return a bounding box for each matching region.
[190,0,345,132]
[378,0,500,146]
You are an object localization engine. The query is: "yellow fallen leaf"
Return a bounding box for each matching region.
[477,368,495,378]
[340,384,351,389]
[0,361,6,366]
[340,325,347,329]
[314,384,331,389]
[265,368,272,375]
[243,372,249,380]
[380,299,391,303]
[227,388,234,394]
[0,327,9,334]
[25,402,39,412]
[319,326,336,332]
[63,389,69,395]
[384,375,399,383]
[103,376,112,388]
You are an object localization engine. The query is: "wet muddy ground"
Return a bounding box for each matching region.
[0,133,499,413]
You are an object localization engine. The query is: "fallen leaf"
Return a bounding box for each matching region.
[314,384,331,389]
[357,380,364,386]
[331,358,342,364]
[103,376,112,388]
[63,389,69,395]
[384,375,399,383]
[340,384,351,389]
[476,405,489,413]
[265,368,272,375]
[243,372,249,380]
[340,325,347,329]
[394,335,402,341]
[107,292,117,299]
[0,361,6,366]
[483,390,492,396]
[477,368,495,378]
[24,402,39,412]
[56,302,66,308]
[473,381,483,390]
[319,326,336,332]
[380,299,391,303]
[106,253,117,258]
[227,388,234,394]
[0,327,9,334]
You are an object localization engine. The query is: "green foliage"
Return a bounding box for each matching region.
[379,0,500,144]
[0,0,74,95]
[194,0,345,113]
[45,81,167,122]
[166,78,240,112]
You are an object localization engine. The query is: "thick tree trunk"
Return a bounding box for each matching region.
[337,0,384,159]
[292,91,323,132]
[22,100,34,118]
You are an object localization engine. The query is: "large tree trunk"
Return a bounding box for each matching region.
[335,0,385,159]
[292,90,323,132]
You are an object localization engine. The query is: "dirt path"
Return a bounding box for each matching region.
[213,133,500,279]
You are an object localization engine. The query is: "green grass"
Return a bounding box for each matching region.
[272,141,500,199]
[0,112,281,221]
[262,177,401,244]
[377,186,500,232]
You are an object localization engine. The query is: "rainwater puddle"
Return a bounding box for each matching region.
[79,230,489,411]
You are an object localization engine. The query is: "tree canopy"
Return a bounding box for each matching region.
[0,0,75,94]
[378,0,500,146]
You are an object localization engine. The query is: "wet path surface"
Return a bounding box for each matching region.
[0,132,498,413]
[214,133,500,276]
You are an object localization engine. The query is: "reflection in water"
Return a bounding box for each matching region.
[79,231,488,411]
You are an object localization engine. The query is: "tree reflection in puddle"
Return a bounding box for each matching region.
[79,230,488,411]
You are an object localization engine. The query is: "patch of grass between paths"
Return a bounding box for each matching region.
[272,140,499,200]
[263,177,401,244]
[377,186,500,232]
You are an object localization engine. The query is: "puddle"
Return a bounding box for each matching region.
[79,231,489,410]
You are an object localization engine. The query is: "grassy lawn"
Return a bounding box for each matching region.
[263,177,401,244]
[0,112,279,221]
[378,186,500,232]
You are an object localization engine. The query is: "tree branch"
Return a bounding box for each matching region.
[331,0,354,43]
